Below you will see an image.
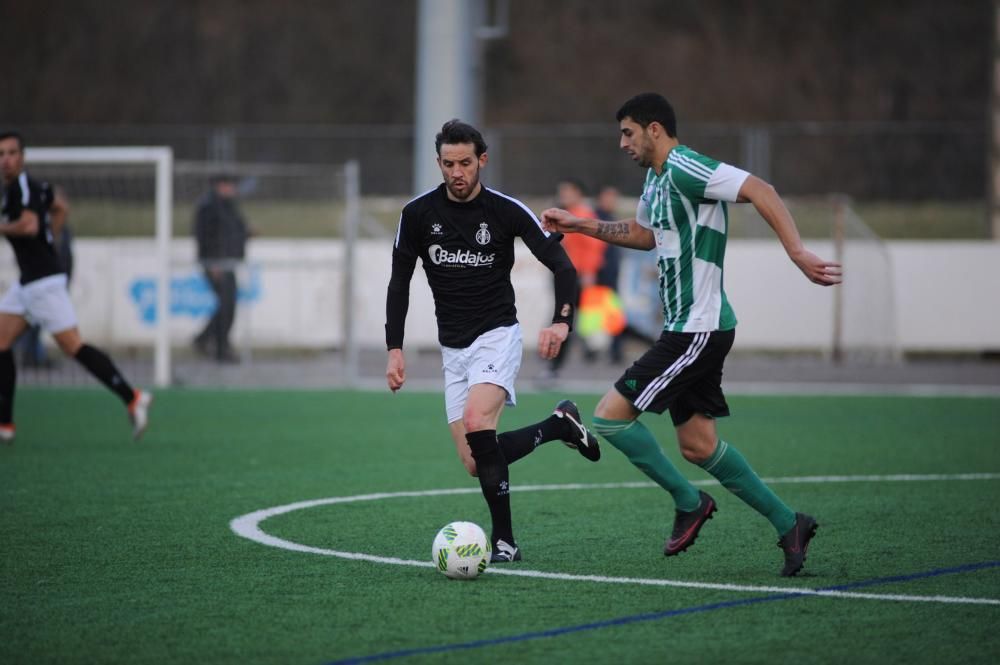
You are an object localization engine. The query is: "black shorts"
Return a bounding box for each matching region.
[614,329,735,427]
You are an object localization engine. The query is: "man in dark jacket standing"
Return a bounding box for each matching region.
[193,174,249,363]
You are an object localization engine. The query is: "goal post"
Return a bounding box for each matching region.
[830,197,902,364]
[17,148,363,389]
[342,159,361,383]
[28,146,174,387]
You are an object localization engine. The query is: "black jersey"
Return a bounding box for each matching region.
[1,171,62,285]
[388,184,571,348]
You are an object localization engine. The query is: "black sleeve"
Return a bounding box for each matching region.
[533,239,577,330]
[510,203,577,329]
[385,210,420,349]
[385,253,416,349]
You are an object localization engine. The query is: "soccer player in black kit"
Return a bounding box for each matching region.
[0,131,151,442]
[386,120,599,563]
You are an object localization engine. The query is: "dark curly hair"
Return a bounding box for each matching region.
[435,119,488,157]
[615,93,677,138]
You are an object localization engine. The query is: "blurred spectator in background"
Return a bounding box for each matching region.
[192,173,250,364]
[594,184,659,363]
[15,185,72,368]
[594,185,626,363]
[539,179,606,384]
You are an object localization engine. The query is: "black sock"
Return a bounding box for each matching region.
[497,414,568,464]
[466,429,513,545]
[0,349,15,424]
[74,344,135,405]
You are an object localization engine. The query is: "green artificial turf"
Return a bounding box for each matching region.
[2,389,998,664]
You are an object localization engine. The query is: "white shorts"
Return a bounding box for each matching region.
[0,273,78,334]
[442,323,523,424]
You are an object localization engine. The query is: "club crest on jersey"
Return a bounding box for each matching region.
[475,222,491,246]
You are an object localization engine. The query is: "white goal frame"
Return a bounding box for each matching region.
[26,148,365,389]
[29,147,174,387]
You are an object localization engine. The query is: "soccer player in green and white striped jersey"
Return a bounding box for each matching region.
[542,93,841,576]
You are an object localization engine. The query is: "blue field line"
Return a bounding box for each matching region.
[819,560,1000,593]
[324,560,1000,665]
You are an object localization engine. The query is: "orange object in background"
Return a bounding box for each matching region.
[577,285,626,336]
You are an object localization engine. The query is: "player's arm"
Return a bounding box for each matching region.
[737,175,842,286]
[541,208,655,250]
[385,253,416,393]
[50,187,69,239]
[0,208,39,237]
[385,213,419,392]
[519,224,576,360]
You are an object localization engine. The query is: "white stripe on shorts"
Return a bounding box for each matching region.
[634,332,710,411]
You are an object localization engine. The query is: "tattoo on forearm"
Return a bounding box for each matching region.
[596,222,630,239]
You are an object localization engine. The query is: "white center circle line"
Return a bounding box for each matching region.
[229,474,1000,606]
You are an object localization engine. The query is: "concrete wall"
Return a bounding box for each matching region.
[886,242,1000,351]
[1,239,996,353]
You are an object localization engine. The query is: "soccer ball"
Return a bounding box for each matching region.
[432,521,491,580]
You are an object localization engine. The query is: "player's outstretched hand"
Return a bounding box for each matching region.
[386,349,406,392]
[791,249,842,286]
[541,207,577,234]
[537,322,570,360]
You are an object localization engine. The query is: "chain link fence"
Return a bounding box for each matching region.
[20,121,985,200]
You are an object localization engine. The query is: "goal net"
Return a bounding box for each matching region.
[829,199,901,364]
[726,195,901,363]
[5,147,361,388]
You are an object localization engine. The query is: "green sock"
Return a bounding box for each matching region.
[698,440,796,535]
[593,417,701,512]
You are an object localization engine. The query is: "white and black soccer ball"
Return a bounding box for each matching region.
[432,521,491,580]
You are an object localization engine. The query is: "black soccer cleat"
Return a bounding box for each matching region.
[552,400,601,462]
[777,512,818,577]
[490,538,522,563]
[664,491,717,556]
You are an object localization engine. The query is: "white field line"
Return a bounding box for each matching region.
[229,474,1000,607]
[350,377,1000,398]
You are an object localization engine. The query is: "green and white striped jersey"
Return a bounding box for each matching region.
[636,145,749,333]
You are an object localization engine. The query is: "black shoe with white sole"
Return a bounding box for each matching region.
[552,400,601,462]
[490,538,522,563]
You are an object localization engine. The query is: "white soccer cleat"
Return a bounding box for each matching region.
[0,424,14,444]
[128,390,153,441]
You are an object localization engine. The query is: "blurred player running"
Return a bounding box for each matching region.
[0,131,151,443]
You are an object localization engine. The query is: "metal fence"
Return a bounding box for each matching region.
[20,121,985,199]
